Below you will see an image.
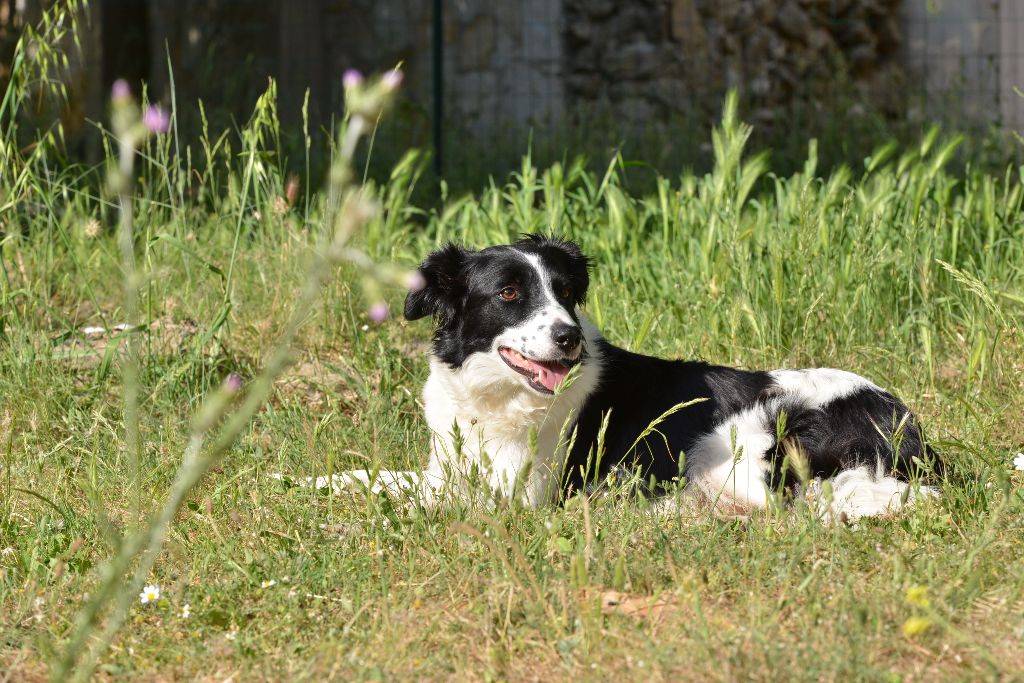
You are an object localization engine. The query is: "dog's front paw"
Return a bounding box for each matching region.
[270,472,371,494]
[271,470,425,498]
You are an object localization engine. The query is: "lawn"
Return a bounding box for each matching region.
[2,61,1024,681]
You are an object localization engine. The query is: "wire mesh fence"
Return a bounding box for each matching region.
[2,0,1021,181]
[905,0,1005,129]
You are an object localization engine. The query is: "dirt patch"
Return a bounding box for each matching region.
[394,337,431,359]
[275,353,374,412]
[0,647,48,682]
[49,316,201,370]
[579,586,677,622]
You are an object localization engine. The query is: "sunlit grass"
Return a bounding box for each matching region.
[2,26,1024,681]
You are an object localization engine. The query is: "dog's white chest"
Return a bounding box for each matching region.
[420,355,597,505]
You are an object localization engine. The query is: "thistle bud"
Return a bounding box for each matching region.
[224,373,243,394]
[143,106,170,134]
[381,69,403,93]
[405,270,426,293]
[285,175,300,206]
[343,69,364,90]
[111,79,131,102]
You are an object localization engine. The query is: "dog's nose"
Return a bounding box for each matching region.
[551,322,582,353]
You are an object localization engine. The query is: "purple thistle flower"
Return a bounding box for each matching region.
[111,79,131,101]
[143,106,170,134]
[368,303,389,323]
[381,69,403,92]
[343,69,364,89]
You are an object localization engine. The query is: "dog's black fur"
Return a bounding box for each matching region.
[562,343,941,496]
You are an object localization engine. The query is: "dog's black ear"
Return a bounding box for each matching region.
[404,243,471,321]
[553,238,590,304]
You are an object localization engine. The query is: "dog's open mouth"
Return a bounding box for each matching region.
[498,347,580,394]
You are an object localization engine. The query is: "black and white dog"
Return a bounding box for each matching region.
[339,235,942,520]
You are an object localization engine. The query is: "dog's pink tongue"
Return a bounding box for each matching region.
[535,361,570,392]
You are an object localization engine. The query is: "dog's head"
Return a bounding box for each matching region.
[405,234,591,395]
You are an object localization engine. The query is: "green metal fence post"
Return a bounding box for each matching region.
[432,0,443,180]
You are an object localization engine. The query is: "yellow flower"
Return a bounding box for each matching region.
[905,585,930,608]
[902,616,931,637]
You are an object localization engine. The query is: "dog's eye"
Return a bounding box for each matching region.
[559,286,573,300]
[498,286,519,301]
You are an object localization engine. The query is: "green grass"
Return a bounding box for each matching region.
[3,65,1024,681]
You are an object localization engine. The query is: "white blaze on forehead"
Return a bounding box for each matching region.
[521,252,576,326]
[769,368,880,409]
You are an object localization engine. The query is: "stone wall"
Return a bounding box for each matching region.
[564,0,905,126]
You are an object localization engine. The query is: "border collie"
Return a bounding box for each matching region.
[337,235,942,520]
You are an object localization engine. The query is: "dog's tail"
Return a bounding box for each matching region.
[818,462,938,522]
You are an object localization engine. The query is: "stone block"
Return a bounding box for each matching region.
[670,0,708,54]
[459,13,497,72]
[776,1,812,41]
[602,41,661,79]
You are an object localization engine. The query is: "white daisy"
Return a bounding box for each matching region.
[261,579,277,589]
[139,584,160,604]
[179,603,191,619]
[1013,452,1024,471]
